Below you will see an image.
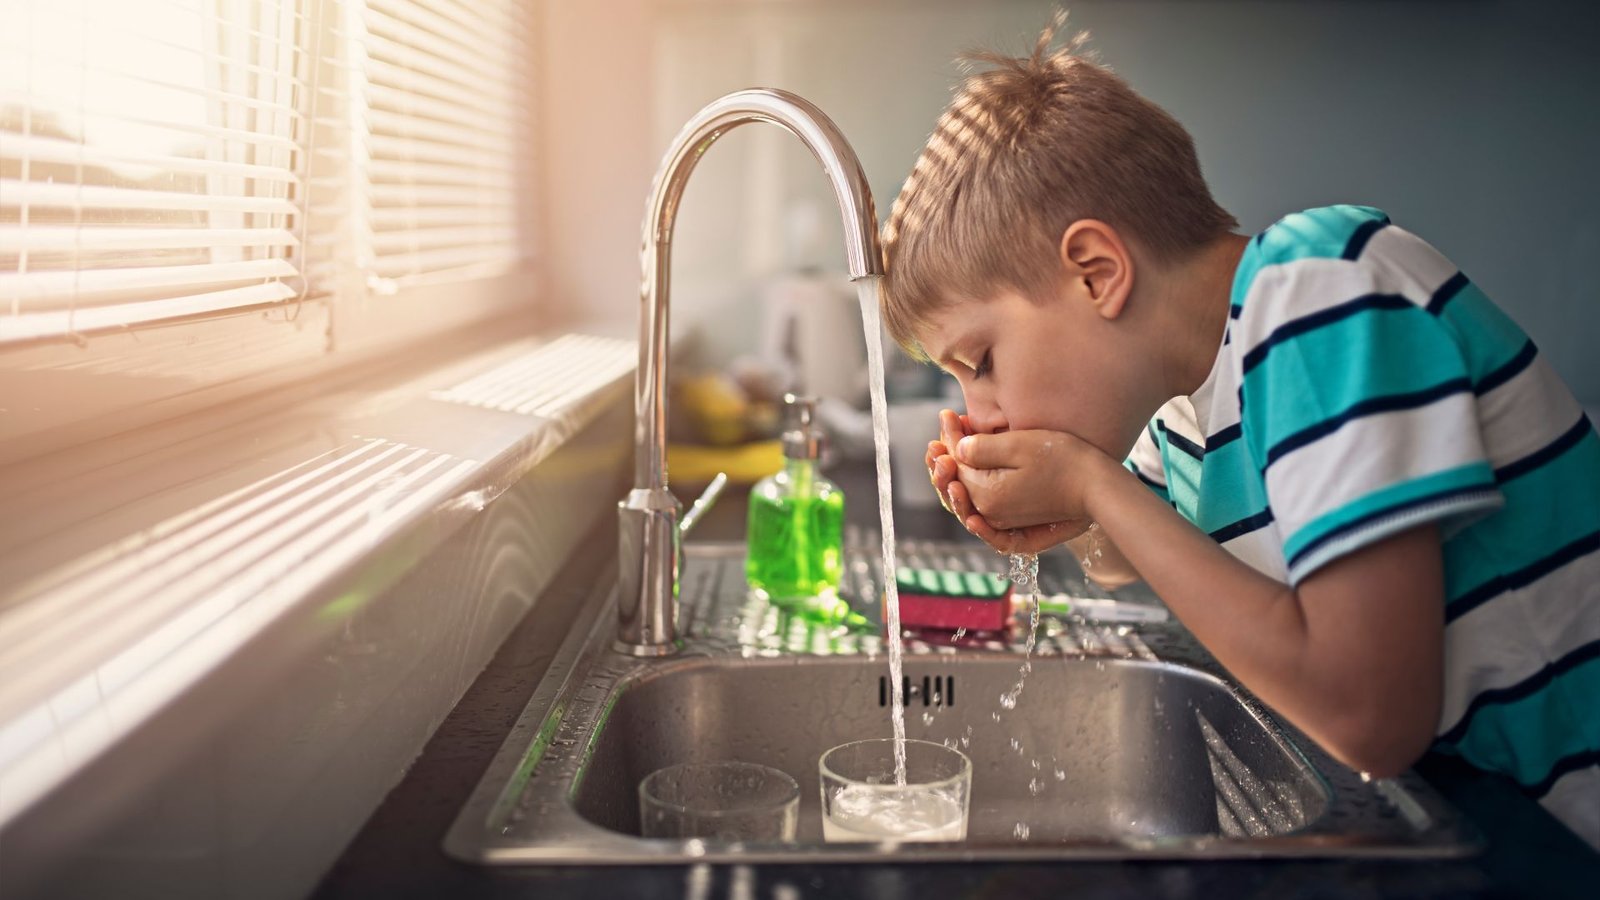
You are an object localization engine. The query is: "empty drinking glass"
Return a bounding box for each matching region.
[819,739,971,842]
[638,761,800,841]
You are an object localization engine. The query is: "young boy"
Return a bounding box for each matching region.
[887,16,1600,849]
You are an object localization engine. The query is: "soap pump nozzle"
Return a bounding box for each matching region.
[781,393,824,461]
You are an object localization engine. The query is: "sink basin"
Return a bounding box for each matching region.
[446,541,1480,863]
[574,656,1325,843]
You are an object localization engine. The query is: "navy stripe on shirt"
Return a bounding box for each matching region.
[1528,750,1600,798]
[1241,293,1415,376]
[1132,467,1166,493]
[1447,528,1600,624]
[1438,639,1600,746]
[1426,271,1470,316]
[1208,508,1275,544]
[1341,218,1388,260]
[1493,415,1593,484]
[1263,377,1474,470]
[1156,421,1205,460]
[1285,483,1495,571]
[1207,422,1242,452]
[1475,339,1538,396]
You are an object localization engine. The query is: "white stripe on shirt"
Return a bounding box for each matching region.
[1441,556,1600,733]
[1265,391,1493,543]
[1478,355,1586,471]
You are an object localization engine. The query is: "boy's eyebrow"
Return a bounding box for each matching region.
[929,333,983,372]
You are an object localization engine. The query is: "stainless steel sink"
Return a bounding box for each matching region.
[445,540,1481,863]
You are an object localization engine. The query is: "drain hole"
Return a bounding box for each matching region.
[878,675,955,707]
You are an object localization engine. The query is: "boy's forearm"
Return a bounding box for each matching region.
[1065,528,1140,589]
[1078,455,1441,776]
[1079,456,1309,684]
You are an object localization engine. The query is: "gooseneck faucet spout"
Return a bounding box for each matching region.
[616,89,883,656]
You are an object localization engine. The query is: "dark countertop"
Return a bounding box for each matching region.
[316,463,1599,899]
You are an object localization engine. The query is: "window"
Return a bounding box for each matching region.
[352,0,529,291]
[0,0,536,459]
[0,0,305,344]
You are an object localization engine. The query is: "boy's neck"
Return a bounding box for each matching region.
[1156,232,1250,398]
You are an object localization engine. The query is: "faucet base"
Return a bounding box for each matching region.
[611,639,681,658]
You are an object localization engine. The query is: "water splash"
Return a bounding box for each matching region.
[857,279,907,784]
[1079,523,1103,574]
[997,553,1041,711]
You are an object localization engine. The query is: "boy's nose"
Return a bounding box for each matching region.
[963,401,1009,436]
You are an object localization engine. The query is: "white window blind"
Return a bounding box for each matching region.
[347,0,530,292]
[0,0,308,346]
[0,0,534,348]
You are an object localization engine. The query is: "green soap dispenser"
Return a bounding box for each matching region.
[746,394,845,617]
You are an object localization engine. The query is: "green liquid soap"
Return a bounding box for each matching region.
[747,419,845,620]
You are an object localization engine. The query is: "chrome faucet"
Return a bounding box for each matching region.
[616,89,884,656]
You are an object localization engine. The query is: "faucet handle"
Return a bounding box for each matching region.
[678,472,728,537]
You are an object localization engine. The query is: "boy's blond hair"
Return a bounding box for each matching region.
[881,12,1237,359]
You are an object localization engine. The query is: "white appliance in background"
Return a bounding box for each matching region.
[759,266,867,403]
[757,203,869,403]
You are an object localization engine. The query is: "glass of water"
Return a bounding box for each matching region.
[638,761,800,842]
[819,739,971,842]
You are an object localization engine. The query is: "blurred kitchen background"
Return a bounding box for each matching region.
[2,2,1597,898]
[564,0,1600,408]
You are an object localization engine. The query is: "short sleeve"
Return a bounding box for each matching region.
[1236,236,1504,585]
[1123,419,1170,504]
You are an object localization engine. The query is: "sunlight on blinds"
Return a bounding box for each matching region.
[0,0,307,345]
[351,0,530,292]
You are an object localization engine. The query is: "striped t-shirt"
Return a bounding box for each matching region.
[1125,205,1600,848]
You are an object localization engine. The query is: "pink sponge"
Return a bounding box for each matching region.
[888,567,1013,634]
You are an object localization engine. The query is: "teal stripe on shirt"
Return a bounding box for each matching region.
[1162,440,1204,522]
[1282,462,1497,566]
[1441,652,1600,789]
[1193,440,1270,535]
[1443,428,1600,610]
[1434,280,1533,386]
[1241,306,1468,465]
[1231,205,1391,313]
[1124,459,1171,503]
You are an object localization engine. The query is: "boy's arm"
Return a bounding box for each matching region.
[1064,525,1140,590]
[1080,453,1444,776]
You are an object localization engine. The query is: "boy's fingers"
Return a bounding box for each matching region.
[954,432,1015,469]
[938,409,962,448]
[947,479,979,523]
[963,513,1014,551]
[931,456,957,513]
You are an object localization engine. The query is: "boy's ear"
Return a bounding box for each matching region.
[1058,220,1133,320]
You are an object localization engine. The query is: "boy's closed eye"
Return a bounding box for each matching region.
[973,349,992,380]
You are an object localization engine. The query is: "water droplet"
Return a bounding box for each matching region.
[991,711,1002,723]
[1013,822,1031,840]
[1009,737,1024,755]
[998,692,1017,710]
[1029,777,1044,796]
[921,711,935,726]
[1054,767,1066,781]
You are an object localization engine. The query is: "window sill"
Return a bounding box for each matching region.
[0,315,638,830]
